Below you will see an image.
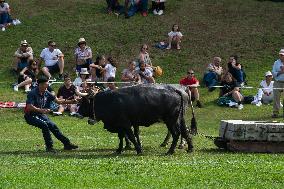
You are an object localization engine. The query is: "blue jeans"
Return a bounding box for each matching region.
[24,114,70,149]
[128,0,148,17]
[203,72,218,87]
[17,59,28,71]
[0,12,11,25]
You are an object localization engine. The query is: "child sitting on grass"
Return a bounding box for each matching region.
[167,24,183,50]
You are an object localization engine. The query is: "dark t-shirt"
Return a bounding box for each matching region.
[220,81,240,96]
[25,87,55,115]
[57,85,76,99]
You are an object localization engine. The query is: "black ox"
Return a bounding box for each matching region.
[87,84,195,155]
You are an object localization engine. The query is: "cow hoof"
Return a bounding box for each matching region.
[136,149,143,155]
[88,118,97,125]
[124,145,132,150]
[187,148,194,153]
[160,142,168,147]
[115,149,123,155]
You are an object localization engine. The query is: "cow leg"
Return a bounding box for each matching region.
[133,126,141,148]
[180,118,193,153]
[178,136,186,149]
[125,128,142,154]
[124,134,132,150]
[166,124,180,155]
[116,130,125,154]
[160,130,171,147]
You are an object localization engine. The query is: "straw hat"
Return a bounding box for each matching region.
[78,38,86,46]
[20,40,28,46]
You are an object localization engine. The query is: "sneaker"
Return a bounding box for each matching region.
[57,74,63,81]
[196,100,202,108]
[53,111,62,116]
[141,12,148,17]
[12,20,17,25]
[13,85,19,92]
[16,19,21,25]
[1,27,5,31]
[238,104,244,110]
[153,9,158,15]
[25,88,31,93]
[256,101,262,107]
[70,112,76,116]
[64,143,78,150]
[228,100,237,107]
[157,10,164,15]
[166,45,171,50]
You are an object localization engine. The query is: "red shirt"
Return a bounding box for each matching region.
[179,76,199,86]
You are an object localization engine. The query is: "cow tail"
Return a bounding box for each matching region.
[174,89,188,136]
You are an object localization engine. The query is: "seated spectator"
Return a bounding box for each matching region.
[152,0,166,15]
[106,0,123,14]
[179,69,202,108]
[40,40,65,80]
[166,24,183,50]
[121,61,141,86]
[136,62,155,84]
[89,55,106,82]
[73,68,90,88]
[105,77,118,91]
[138,44,153,72]
[203,57,223,91]
[252,71,274,106]
[125,0,148,18]
[53,74,81,116]
[104,56,117,81]
[13,40,33,73]
[219,72,244,110]
[227,55,246,86]
[13,60,39,92]
[0,0,12,31]
[74,38,92,73]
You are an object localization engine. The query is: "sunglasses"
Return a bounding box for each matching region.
[187,72,194,74]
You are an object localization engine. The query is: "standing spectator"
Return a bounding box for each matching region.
[104,56,117,81]
[74,38,92,73]
[272,49,284,118]
[152,0,166,16]
[136,62,155,84]
[252,71,274,106]
[121,61,141,85]
[227,55,246,86]
[14,60,39,92]
[13,40,33,73]
[219,72,244,110]
[180,69,202,108]
[40,41,65,80]
[166,24,183,50]
[124,0,148,18]
[0,0,11,31]
[203,57,223,91]
[24,76,78,152]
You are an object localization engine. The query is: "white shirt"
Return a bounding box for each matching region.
[136,68,153,84]
[168,31,183,37]
[73,77,83,88]
[260,80,274,94]
[0,3,9,13]
[40,48,63,67]
[105,64,116,80]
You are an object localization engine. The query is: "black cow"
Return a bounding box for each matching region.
[87,84,194,155]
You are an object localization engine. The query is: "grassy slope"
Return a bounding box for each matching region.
[1,0,284,188]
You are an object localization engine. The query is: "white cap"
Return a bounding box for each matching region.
[279,49,284,55]
[80,68,89,75]
[265,71,273,77]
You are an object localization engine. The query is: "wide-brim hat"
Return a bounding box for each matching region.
[78,38,86,46]
[80,68,89,75]
[21,40,28,46]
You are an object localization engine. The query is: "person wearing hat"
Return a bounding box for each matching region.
[40,40,65,80]
[24,76,79,152]
[252,71,274,106]
[0,0,11,31]
[73,67,90,88]
[74,38,92,73]
[272,49,284,117]
[13,40,34,73]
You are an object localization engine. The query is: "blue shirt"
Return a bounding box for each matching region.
[25,87,55,115]
[272,59,284,81]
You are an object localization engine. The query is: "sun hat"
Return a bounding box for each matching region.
[265,71,273,77]
[20,40,28,46]
[80,68,89,75]
[279,49,284,55]
[78,38,86,46]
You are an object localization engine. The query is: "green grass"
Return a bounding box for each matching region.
[1,0,284,188]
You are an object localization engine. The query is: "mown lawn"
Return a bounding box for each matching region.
[1,0,284,188]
